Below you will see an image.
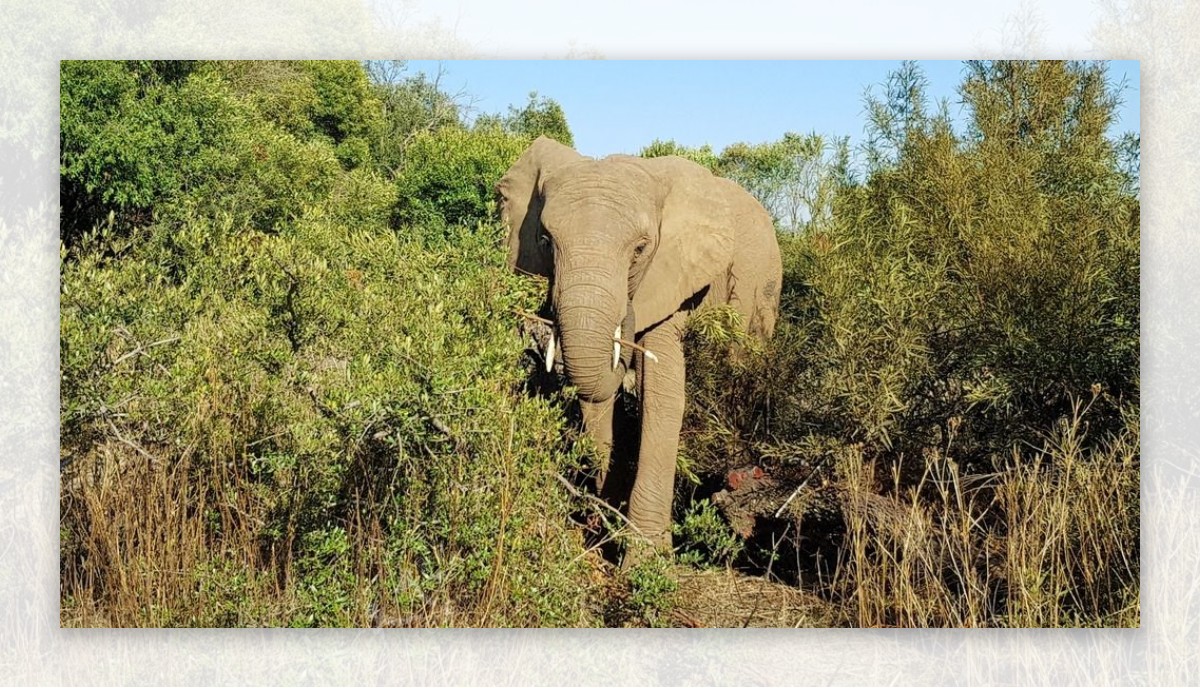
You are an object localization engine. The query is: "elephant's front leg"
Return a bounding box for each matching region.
[579,396,615,490]
[626,313,688,556]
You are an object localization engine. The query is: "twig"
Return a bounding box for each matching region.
[111,335,180,366]
[105,417,157,463]
[773,456,830,518]
[513,308,553,326]
[552,473,650,544]
[427,415,454,439]
[305,386,336,417]
[245,432,287,448]
[615,337,659,362]
[512,267,549,281]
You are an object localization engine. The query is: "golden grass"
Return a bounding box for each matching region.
[831,400,1139,628]
[673,568,842,627]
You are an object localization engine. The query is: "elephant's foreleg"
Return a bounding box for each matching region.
[579,396,615,490]
[626,313,688,554]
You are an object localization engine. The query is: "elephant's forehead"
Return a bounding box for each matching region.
[543,173,651,228]
[544,160,651,193]
[542,199,640,233]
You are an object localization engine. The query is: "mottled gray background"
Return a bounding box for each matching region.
[0,0,1190,683]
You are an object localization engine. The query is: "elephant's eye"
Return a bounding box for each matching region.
[633,238,649,257]
[538,232,552,248]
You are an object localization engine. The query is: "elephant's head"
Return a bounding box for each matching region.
[497,137,736,402]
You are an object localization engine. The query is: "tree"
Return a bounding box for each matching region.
[813,60,1139,460]
[502,92,574,147]
[638,139,720,173]
[59,60,365,243]
[717,133,850,232]
[59,60,224,241]
[214,60,383,169]
[365,62,468,176]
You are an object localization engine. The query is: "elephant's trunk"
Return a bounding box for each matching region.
[555,271,635,402]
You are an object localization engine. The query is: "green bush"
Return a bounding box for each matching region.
[684,61,1138,472]
[61,212,598,626]
[60,61,376,243]
[217,60,383,169]
[624,554,678,627]
[298,61,383,152]
[365,65,465,175]
[674,61,1138,627]
[392,127,531,231]
[60,60,210,240]
[806,60,1139,462]
[60,60,598,627]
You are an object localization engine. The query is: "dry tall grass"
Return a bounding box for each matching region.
[829,398,1138,628]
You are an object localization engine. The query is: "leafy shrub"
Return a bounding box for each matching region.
[392,127,531,231]
[365,65,465,175]
[298,61,383,153]
[60,60,597,627]
[810,60,1139,462]
[674,500,744,567]
[686,60,1138,470]
[60,60,210,240]
[624,554,678,627]
[217,60,383,169]
[677,60,1139,626]
[61,213,599,627]
[217,61,327,139]
[60,61,372,243]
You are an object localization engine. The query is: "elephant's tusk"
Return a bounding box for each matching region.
[545,331,556,373]
[612,326,621,370]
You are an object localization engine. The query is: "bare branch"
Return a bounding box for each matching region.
[552,473,651,544]
[110,335,180,367]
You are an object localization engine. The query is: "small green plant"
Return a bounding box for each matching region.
[293,527,356,627]
[674,499,744,568]
[625,554,678,628]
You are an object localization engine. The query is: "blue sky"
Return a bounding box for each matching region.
[401,60,1141,158]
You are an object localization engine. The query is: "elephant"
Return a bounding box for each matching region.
[497,136,782,562]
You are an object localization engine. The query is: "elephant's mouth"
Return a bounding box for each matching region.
[542,322,655,372]
[544,326,619,374]
[531,302,658,398]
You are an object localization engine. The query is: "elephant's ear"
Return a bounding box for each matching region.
[496,136,585,277]
[632,163,737,332]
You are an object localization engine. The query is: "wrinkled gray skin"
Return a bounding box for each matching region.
[497,136,782,563]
